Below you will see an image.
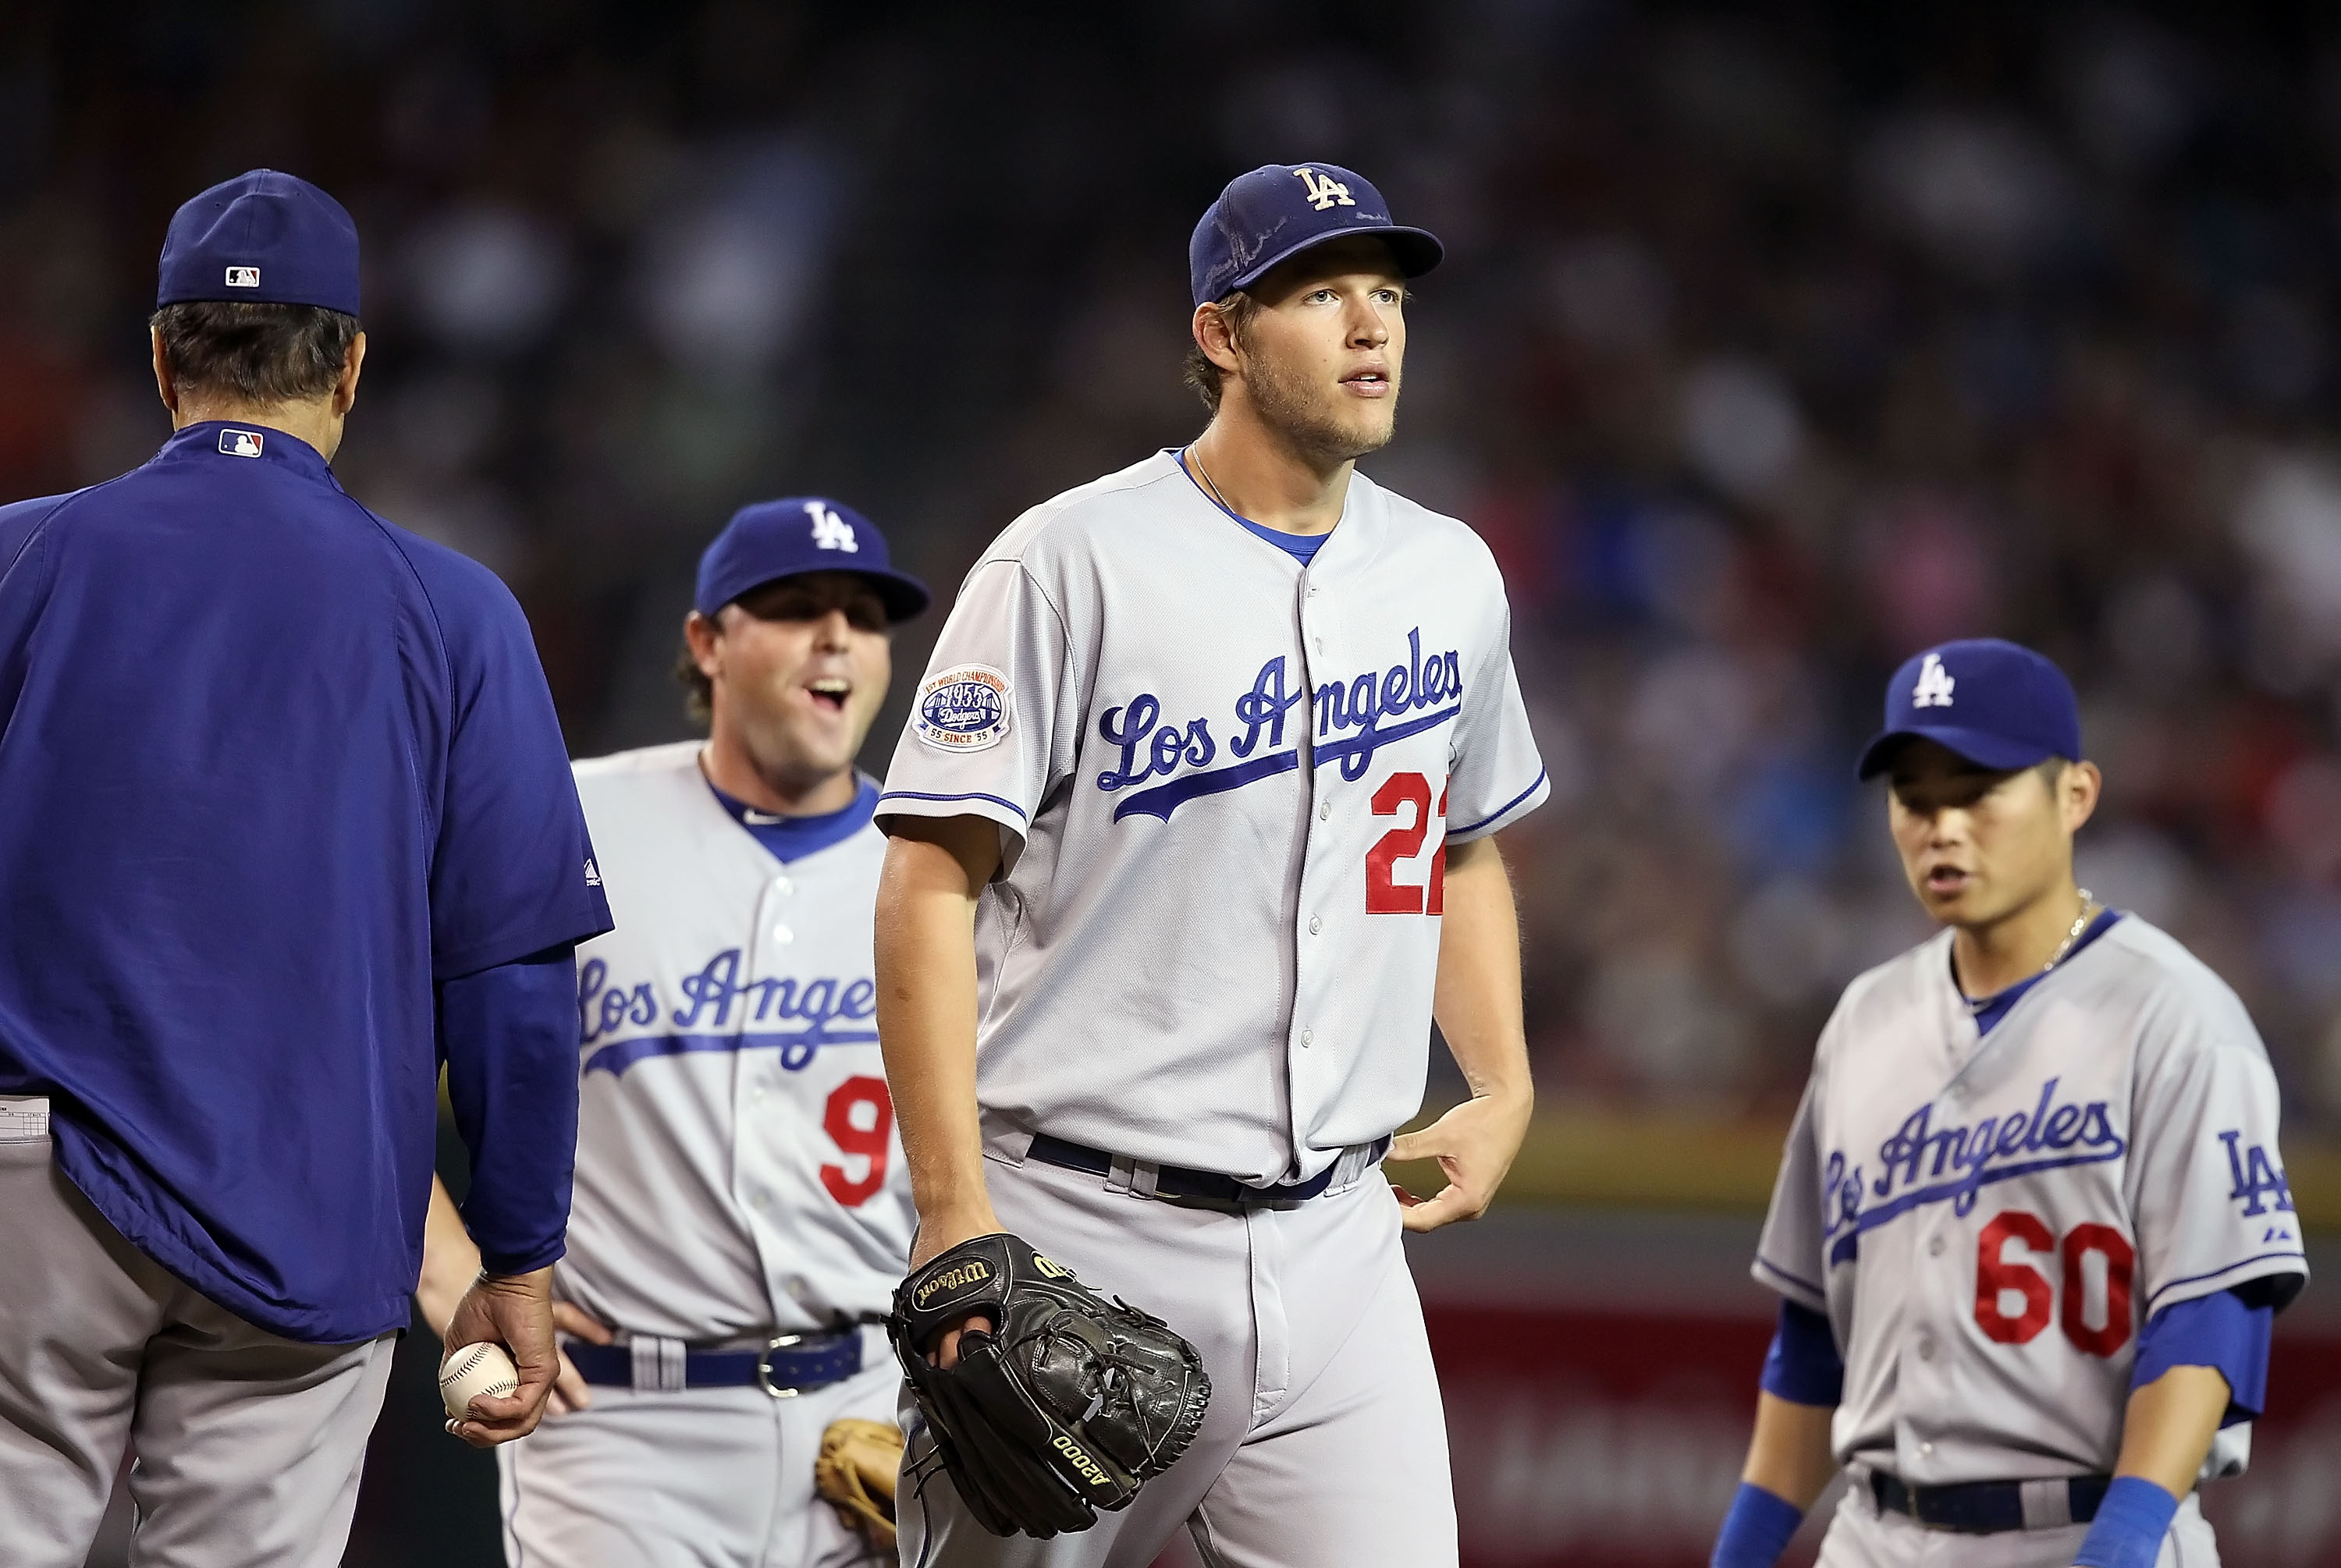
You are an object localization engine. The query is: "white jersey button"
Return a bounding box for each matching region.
[1916,1336,1934,1360]
[772,877,794,896]
[1919,1442,1935,1457]
[1928,1235,1945,1257]
[1301,1029,1315,1048]
[1309,916,1322,935]
[1318,800,1330,821]
[771,925,794,944]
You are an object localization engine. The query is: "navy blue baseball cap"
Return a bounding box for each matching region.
[1857,639,2083,780]
[694,498,929,623]
[157,170,361,317]
[1189,162,1443,307]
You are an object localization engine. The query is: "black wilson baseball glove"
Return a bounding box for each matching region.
[890,1233,1210,1538]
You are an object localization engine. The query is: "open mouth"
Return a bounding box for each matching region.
[1341,367,1391,397]
[807,676,851,713]
[1924,865,1971,896]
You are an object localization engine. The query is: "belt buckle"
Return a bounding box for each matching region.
[755,1333,806,1399]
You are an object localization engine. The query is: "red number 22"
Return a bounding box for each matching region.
[1366,772,1448,915]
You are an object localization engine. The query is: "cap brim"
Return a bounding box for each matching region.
[717,567,932,624]
[1222,225,1444,297]
[1856,725,2055,781]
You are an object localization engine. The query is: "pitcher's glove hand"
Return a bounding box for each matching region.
[890,1233,1210,1538]
[815,1417,903,1550]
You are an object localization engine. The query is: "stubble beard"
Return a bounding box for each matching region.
[1241,349,1398,468]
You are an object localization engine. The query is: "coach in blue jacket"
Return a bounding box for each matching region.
[0,170,612,1566]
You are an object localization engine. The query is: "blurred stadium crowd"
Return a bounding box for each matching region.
[9,1,2341,1130]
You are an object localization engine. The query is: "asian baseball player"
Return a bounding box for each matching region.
[417,498,929,1566]
[873,162,1549,1566]
[1713,640,2308,1568]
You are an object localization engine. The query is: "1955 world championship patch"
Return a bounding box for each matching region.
[914,665,1013,753]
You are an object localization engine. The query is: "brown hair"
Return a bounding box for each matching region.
[1181,292,1260,415]
[151,300,361,403]
[675,629,715,727]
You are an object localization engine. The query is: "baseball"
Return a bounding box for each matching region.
[438,1341,519,1419]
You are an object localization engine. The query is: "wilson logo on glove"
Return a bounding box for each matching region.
[890,1233,1211,1538]
[914,1260,993,1308]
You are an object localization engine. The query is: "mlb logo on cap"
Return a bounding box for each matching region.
[218,429,264,458]
[1856,638,2082,779]
[225,266,260,288]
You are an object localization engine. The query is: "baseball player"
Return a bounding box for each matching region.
[873,161,1549,1567]
[1712,639,2308,1568]
[417,498,929,1566]
[0,172,609,1567]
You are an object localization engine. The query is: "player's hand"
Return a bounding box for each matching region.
[547,1301,613,1415]
[442,1266,559,1448]
[909,1207,1007,1369]
[1386,1088,1533,1232]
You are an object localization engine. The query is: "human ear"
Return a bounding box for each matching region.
[1192,303,1242,375]
[2063,761,2103,834]
[683,612,723,681]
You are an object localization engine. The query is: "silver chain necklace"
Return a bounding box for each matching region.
[1963,889,2099,1013]
[1184,445,1239,517]
[2042,889,2101,973]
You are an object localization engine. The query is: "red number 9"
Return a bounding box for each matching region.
[820,1075,893,1207]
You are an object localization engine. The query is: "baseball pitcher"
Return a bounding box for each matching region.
[417,499,929,1566]
[1712,640,2308,1568]
[874,162,1549,1567]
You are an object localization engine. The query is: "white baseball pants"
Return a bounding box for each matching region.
[897,1153,1457,1568]
[0,1107,395,1568]
[495,1341,901,1568]
[1817,1470,2221,1567]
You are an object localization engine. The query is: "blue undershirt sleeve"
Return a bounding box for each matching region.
[439,943,581,1275]
[2130,1286,2273,1426]
[1759,1299,1845,1407]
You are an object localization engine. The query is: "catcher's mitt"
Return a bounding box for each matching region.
[814,1417,903,1550]
[890,1233,1210,1539]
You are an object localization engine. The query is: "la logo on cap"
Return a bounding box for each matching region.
[224,265,260,288]
[1912,651,1956,708]
[1292,167,1355,211]
[808,500,858,552]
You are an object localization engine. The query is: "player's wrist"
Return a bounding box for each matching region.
[910,1202,1005,1265]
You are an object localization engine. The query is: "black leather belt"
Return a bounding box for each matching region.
[565,1330,861,1397]
[1027,1133,1359,1204]
[1871,1470,2111,1533]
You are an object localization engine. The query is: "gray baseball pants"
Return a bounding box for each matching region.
[897,1154,1457,1568]
[0,1100,395,1568]
[495,1339,899,1568]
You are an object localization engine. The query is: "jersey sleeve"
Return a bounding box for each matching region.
[876,558,1075,866]
[2126,992,2307,1317]
[1753,1074,1831,1315]
[412,545,615,977]
[1443,598,1548,842]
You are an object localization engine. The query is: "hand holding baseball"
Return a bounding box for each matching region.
[439,1265,558,1448]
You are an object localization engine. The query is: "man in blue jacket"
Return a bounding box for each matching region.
[0,169,613,1566]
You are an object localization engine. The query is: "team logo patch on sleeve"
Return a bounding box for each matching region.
[914,665,1013,753]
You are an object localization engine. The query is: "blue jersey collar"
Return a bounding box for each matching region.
[705,773,878,864]
[154,420,339,487]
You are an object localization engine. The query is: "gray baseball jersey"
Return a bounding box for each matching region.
[876,449,1548,1183]
[559,742,915,1340]
[1755,917,2307,1486]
